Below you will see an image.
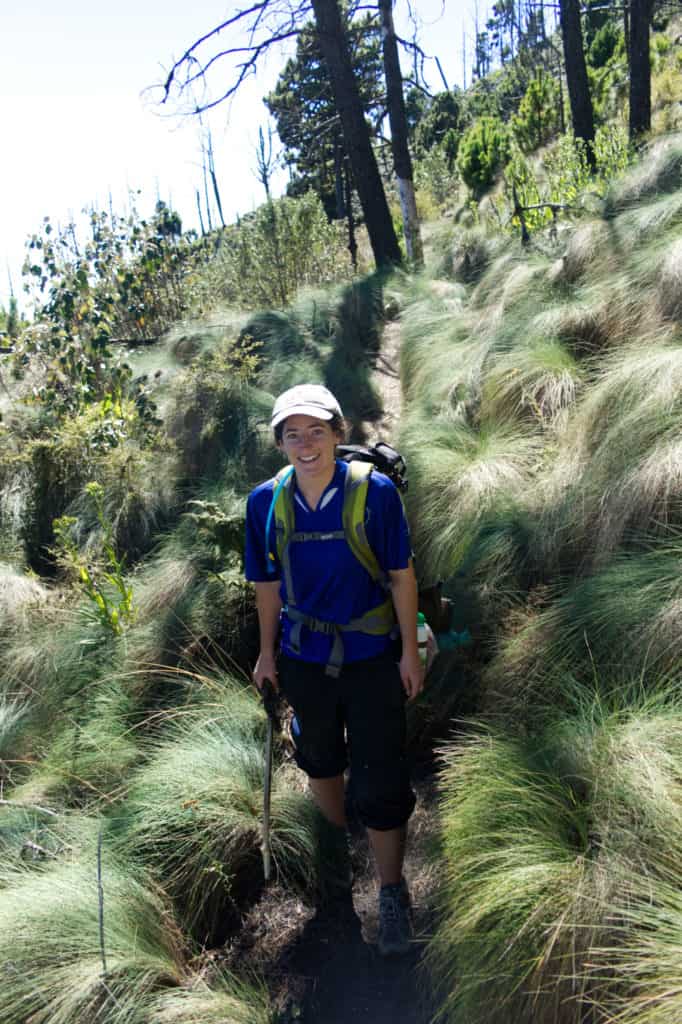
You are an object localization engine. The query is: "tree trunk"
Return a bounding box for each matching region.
[624,1,630,56]
[311,0,402,268]
[344,159,358,269]
[195,188,206,236]
[629,0,653,141]
[378,0,423,267]
[559,0,596,168]
[334,138,346,220]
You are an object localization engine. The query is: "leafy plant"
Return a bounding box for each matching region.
[205,191,352,309]
[53,482,134,636]
[182,499,245,572]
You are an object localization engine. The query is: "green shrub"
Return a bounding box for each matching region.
[205,191,352,309]
[543,133,593,204]
[22,202,206,350]
[588,20,622,70]
[511,72,561,153]
[16,406,174,571]
[414,144,459,210]
[457,117,511,199]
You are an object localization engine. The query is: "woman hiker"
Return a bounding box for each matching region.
[244,383,424,956]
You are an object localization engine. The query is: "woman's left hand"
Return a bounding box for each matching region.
[399,651,425,702]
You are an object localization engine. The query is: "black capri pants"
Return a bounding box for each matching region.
[278,651,416,832]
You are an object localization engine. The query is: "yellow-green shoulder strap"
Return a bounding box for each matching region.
[342,461,385,585]
[272,465,295,564]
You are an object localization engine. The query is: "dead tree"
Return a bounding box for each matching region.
[378,0,423,266]
[160,0,402,268]
[311,0,402,266]
[558,0,596,169]
[629,0,653,141]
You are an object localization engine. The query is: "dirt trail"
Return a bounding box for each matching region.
[233,317,440,1023]
[365,318,403,443]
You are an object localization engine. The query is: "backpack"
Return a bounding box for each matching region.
[336,442,408,492]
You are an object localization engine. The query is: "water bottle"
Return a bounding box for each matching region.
[417,612,429,667]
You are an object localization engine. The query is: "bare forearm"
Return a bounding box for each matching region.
[389,561,423,700]
[389,562,418,655]
[253,581,283,690]
[254,581,282,655]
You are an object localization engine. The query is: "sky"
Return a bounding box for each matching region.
[0,1,489,309]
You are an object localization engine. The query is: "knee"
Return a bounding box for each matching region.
[351,755,416,831]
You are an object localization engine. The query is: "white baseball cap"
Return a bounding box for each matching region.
[271,384,343,429]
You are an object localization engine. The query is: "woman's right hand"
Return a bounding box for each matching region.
[253,651,278,692]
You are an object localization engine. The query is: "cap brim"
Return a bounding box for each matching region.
[272,403,335,429]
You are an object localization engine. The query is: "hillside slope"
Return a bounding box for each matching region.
[1,132,682,1024]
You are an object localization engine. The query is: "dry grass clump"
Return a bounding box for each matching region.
[69,445,179,563]
[483,541,682,711]
[470,249,519,308]
[0,692,28,762]
[0,855,186,1024]
[538,340,682,564]
[588,431,682,560]
[167,368,270,484]
[560,219,615,284]
[147,970,272,1024]
[399,297,479,414]
[593,869,682,1024]
[430,727,597,1024]
[604,135,682,213]
[657,236,682,321]
[480,337,581,427]
[430,685,682,1024]
[531,292,619,358]
[426,278,467,309]
[568,341,682,455]
[115,690,324,942]
[134,552,199,622]
[400,413,541,582]
[0,562,51,629]
[449,227,501,285]
[612,188,682,245]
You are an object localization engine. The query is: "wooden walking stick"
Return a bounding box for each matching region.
[261,679,280,882]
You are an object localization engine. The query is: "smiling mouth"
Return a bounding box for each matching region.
[299,454,320,464]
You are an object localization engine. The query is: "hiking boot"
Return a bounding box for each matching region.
[377,877,412,956]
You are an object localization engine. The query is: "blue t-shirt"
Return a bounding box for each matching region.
[245,459,412,663]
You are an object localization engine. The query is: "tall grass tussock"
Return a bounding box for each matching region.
[430,684,682,1024]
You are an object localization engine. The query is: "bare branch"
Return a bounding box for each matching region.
[434,56,449,92]
[162,3,269,101]
[161,0,312,115]
[179,31,301,97]
[0,798,58,817]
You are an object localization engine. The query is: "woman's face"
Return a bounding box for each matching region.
[278,414,342,483]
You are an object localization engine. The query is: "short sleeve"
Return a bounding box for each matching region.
[364,474,412,573]
[244,485,281,582]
